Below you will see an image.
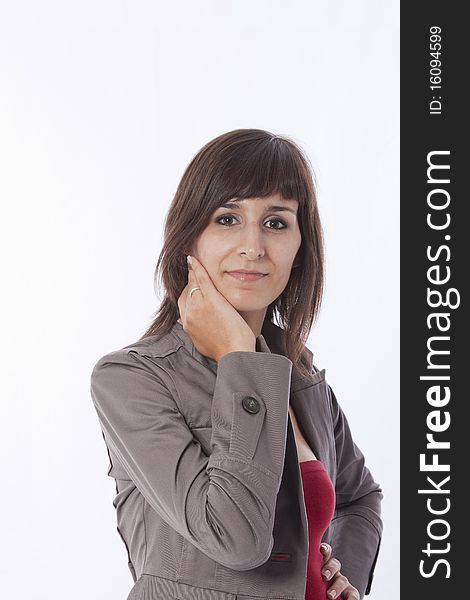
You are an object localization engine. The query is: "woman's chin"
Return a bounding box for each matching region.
[215,284,273,313]
[224,297,270,314]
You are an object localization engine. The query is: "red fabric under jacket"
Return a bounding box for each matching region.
[299,460,336,600]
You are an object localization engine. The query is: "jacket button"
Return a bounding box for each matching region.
[242,396,260,414]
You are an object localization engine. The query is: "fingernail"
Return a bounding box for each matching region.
[321,543,328,552]
[328,590,337,599]
[322,569,331,580]
[186,255,192,266]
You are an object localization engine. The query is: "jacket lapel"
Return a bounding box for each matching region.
[261,320,335,479]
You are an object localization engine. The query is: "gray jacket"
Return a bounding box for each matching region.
[90,319,383,600]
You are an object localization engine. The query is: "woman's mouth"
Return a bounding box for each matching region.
[226,271,267,282]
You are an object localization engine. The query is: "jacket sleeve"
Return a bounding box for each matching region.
[90,348,293,571]
[323,383,384,599]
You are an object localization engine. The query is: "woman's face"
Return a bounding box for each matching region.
[190,193,302,325]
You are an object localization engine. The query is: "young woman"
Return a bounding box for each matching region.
[90,129,383,600]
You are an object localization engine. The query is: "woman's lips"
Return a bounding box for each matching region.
[226,271,267,281]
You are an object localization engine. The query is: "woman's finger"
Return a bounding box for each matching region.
[187,254,217,296]
[326,572,352,599]
[342,585,360,600]
[186,256,203,300]
[322,556,342,581]
[320,543,333,580]
[178,257,196,321]
[320,543,332,563]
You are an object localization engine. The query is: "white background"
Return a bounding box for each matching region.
[1,1,399,598]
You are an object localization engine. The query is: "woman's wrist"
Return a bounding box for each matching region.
[215,344,256,362]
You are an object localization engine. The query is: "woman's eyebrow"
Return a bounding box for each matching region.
[219,202,297,215]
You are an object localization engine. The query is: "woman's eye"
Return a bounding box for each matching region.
[215,215,287,229]
[265,218,287,230]
[216,215,238,226]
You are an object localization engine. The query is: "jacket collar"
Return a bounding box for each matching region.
[261,319,315,389]
[170,319,314,389]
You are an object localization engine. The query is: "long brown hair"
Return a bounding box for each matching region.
[140,128,325,383]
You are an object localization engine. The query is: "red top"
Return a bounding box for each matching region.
[299,460,336,600]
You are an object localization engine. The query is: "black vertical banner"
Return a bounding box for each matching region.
[401,4,467,599]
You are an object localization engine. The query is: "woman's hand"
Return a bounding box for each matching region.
[177,255,256,362]
[320,543,361,600]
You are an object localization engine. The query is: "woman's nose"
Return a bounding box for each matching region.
[237,226,265,259]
